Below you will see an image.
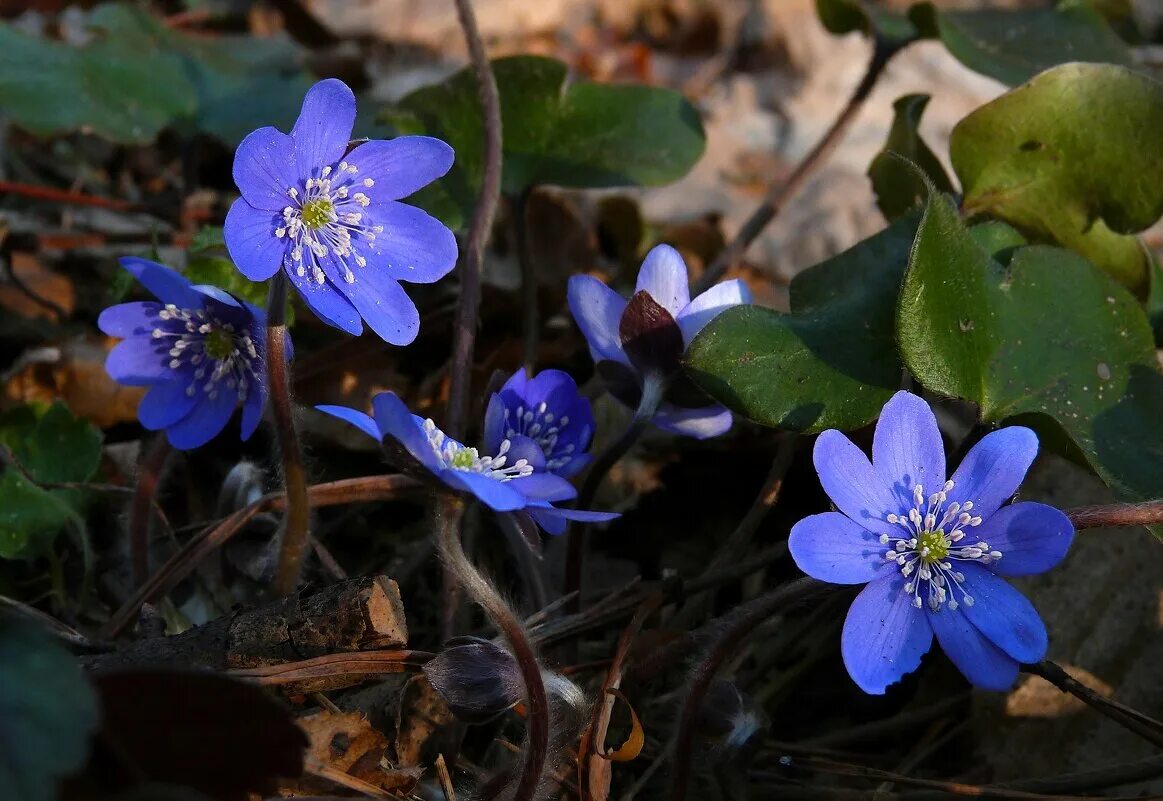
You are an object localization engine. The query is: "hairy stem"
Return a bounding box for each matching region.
[1066,500,1163,530]
[564,375,666,612]
[1022,660,1163,750]
[693,36,907,294]
[436,497,549,801]
[672,577,828,801]
[128,433,171,588]
[267,272,311,596]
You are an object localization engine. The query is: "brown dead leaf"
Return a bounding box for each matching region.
[395,676,455,767]
[297,709,422,795]
[0,251,75,321]
[4,335,143,427]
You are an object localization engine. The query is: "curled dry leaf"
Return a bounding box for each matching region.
[296,709,422,796]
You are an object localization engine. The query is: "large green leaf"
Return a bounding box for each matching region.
[899,193,1163,531]
[0,402,100,559]
[684,213,919,433]
[908,0,1134,87]
[0,616,99,801]
[0,3,313,144]
[867,95,954,221]
[383,56,705,220]
[951,62,1163,293]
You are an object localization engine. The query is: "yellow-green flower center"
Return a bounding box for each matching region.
[205,328,235,360]
[300,198,334,230]
[918,529,949,563]
[449,448,478,470]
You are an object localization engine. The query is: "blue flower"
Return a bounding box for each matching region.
[317,392,618,533]
[98,257,274,450]
[483,368,594,479]
[567,244,751,439]
[224,78,458,346]
[788,391,1074,694]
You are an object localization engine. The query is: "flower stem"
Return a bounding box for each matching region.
[128,433,171,588]
[512,187,539,373]
[435,496,549,801]
[671,577,830,801]
[1022,660,1163,750]
[692,35,909,294]
[1066,500,1163,530]
[563,375,666,613]
[267,272,311,596]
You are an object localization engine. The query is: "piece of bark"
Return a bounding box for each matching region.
[82,577,408,679]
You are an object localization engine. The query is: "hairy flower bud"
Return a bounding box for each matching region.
[423,636,523,723]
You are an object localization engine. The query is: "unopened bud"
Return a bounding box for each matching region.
[423,636,523,723]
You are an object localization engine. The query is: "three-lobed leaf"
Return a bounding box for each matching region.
[900,192,1163,535]
[383,55,706,222]
[951,62,1163,293]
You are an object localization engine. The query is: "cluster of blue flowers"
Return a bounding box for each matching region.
[99,78,1075,695]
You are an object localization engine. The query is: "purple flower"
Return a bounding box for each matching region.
[98,257,273,450]
[567,244,750,439]
[788,391,1074,694]
[224,79,457,345]
[316,393,618,533]
[483,368,594,479]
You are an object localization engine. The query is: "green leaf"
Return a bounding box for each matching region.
[0,615,98,801]
[950,62,1163,293]
[0,402,103,485]
[908,0,1134,87]
[814,0,919,43]
[684,213,919,432]
[0,473,81,559]
[867,95,954,221]
[383,56,706,221]
[183,227,291,325]
[900,192,1163,535]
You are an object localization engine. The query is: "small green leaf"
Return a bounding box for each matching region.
[184,228,290,326]
[0,615,99,801]
[951,62,1163,293]
[867,95,954,221]
[814,0,919,43]
[685,213,919,432]
[383,56,706,222]
[900,192,1163,537]
[908,0,1134,87]
[0,402,102,485]
[0,473,79,559]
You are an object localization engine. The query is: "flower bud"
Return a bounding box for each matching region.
[423,636,523,723]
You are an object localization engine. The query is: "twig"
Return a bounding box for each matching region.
[1022,661,1163,750]
[436,497,549,801]
[1066,500,1163,529]
[564,376,665,615]
[436,753,458,801]
[101,475,420,638]
[0,180,134,212]
[693,36,907,294]
[671,577,828,801]
[802,693,968,748]
[512,188,539,371]
[128,434,171,588]
[228,649,434,685]
[267,273,311,596]
[998,754,1163,794]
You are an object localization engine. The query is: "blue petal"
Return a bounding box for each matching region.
[164,389,238,450]
[652,403,733,439]
[316,404,381,441]
[291,79,357,179]
[106,339,170,386]
[232,126,298,211]
[441,470,527,511]
[286,263,363,335]
[556,453,591,479]
[872,391,946,512]
[948,426,1038,519]
[528,504,620,536]
[789,512,885,584]
[362,201,459,285]
[482,393,506,455]
[137,380,198,430]
[567,275,630,366]
[371,393,442,473]
[505,435,548,473]
[813,430,899,537]
[98,302,160,337]
[926,596,1020,691]
[635,244,690,317]
[676,279,751,346]
[510,472,576,502]
[973,502,1073,577]
[841,574,932,694]
[224,200,284,281]
[346,136,454,201]
[240,386,265,441]
[119,257,201,308]
[327,255,420,345]
[955,562,1047,665]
